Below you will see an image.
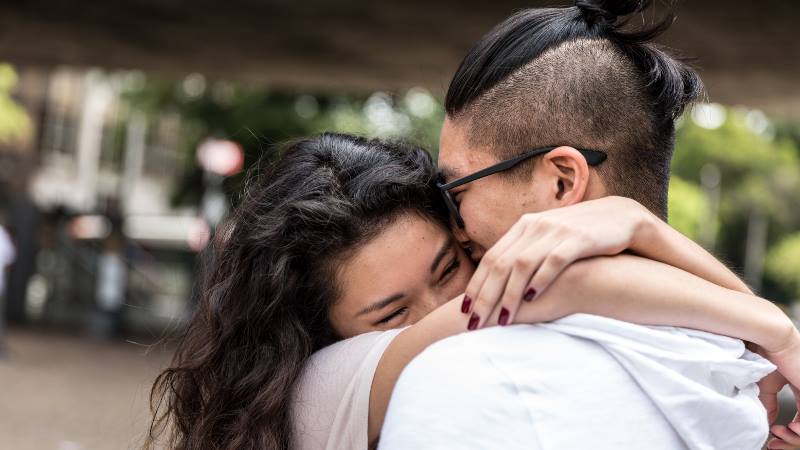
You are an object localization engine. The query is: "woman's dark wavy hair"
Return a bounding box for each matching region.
[145,133,446,450]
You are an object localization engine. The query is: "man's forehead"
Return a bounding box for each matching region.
[437,144,497,182]
[438,117,498,180]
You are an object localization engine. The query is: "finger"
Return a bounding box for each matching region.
[469,250,520,329]
[768,438,797,450]
[526,239,587,300]
[787,422,800,445]
[760,392,780,424]
[772,425,800,446]
[462,219,528,314]
[494,240,552,325]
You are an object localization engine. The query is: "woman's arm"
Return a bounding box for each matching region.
[464,196,754,328]
[368,253,798,443]
[629,207,752,294]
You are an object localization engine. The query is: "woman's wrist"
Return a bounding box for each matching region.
[764,311,800,356]
[628,200,660,257]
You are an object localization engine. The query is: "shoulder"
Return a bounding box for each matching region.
[290,329,405,450]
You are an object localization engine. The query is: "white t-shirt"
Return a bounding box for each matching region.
[380,314,775,450]
[291,328,405,450]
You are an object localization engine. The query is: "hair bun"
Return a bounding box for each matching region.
[575,0,652,27]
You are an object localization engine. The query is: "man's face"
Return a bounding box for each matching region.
[438,118,556,260]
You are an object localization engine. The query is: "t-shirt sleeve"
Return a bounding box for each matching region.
[290,328,405,450]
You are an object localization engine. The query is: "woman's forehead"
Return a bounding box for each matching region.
[334,215,450,311]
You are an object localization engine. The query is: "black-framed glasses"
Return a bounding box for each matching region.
[437,146,608,228]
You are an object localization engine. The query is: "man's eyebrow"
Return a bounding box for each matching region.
[355,293,404,317]
[429,235,455,275]
[438,166,459,182]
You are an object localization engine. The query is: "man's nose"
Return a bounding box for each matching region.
[451,225,471,250]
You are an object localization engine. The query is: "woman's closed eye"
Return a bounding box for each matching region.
[439,257,460,283]
[376,307,408,325]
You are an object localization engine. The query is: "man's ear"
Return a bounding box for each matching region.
[539,146,590,206]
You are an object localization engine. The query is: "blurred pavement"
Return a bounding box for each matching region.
[0,329,172,450]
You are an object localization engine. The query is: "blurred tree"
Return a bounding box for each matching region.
[767,233,800,301]
[667,175,707,241]
[0,64,31,143]
[122,76,444,207]
[671,106,800,303]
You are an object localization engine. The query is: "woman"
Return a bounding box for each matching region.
[146,133,799,450]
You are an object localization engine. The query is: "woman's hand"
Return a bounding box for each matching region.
[756,328,800,449]
[462,196,653,328]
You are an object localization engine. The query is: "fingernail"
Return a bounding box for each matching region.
[523,287,537,302]
[468,313,480,330]
[499,307,510,326]
[461,295,472,313]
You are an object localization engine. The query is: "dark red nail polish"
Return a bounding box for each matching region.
[523,287,537,302]
[468,313,480,330]
[461,296,472,313]
[499,307,510,326]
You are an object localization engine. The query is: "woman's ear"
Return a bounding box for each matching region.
[540,146,590,206]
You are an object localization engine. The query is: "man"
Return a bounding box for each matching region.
[378,2,793,449]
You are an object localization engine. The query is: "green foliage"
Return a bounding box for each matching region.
[671,106,800,303]
[766,233,800,300]
[667,176,707,241]
[0,64,31,143]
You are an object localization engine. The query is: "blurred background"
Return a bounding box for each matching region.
[0,1,797,449]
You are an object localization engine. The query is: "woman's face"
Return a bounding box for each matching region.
[328,213,475,339]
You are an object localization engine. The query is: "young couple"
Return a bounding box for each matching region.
[147,1,800,449]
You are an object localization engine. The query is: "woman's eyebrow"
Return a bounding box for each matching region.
[429,235,455,274]
[355,293,404,318]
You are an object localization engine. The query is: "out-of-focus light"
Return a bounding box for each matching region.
[212,82,235,105]
[404,87,438,118]
[182,73,206,98]
[25,273,48,320]
[121,70,146,92]
[187,218,211,252]
[197,138,244,176]
[700,163,722,189]
[745,109,771,136]
[364,92,410,136]
[691,103,726,130]
[124,215,202,249]
[295,95,320,119]
[69,215,112,240]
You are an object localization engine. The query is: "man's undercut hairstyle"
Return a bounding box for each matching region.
[445,0,703,218]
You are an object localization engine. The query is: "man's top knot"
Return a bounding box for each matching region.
[575,0,651,29]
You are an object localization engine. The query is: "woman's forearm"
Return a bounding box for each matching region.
[526,254,794,353]
[631,210,752,295]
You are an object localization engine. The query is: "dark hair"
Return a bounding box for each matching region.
[445,0,703,218]
[145,133,445,450]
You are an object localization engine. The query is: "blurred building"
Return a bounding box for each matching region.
[1,67,197,335]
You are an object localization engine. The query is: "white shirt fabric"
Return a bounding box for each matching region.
[291,328,406,450]
[379,314,775,450]
[0,225,15,295]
